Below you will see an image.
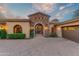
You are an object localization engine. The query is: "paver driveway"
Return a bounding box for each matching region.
[0,35,79,56]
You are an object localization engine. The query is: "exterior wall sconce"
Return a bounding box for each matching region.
[44,27,48,30]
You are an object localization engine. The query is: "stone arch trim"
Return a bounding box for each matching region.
[35,23,43,34]
[34,22,45,36]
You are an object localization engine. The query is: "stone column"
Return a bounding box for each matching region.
[56,26,62,37]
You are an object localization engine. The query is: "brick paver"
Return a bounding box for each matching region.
[0,35,79,56]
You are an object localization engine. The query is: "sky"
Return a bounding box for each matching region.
[0,3,79,22]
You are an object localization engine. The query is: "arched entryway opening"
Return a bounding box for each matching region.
[13,25,22,33]
[35,23,43,35]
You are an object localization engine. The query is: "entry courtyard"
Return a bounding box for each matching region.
[0,35,79,56]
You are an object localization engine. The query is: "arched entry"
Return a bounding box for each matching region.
[35,23,43,35]
[13,25,22,33]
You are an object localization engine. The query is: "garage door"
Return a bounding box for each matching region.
[62,25,79,43]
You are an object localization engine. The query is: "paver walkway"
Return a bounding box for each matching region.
[0,35,79,56]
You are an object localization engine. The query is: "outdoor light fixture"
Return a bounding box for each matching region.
[4,26,8,30]
[0,25,4,29]
[0,25,8,30]
[44,27,48,30]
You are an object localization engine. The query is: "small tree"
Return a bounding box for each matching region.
[30,29,34,38]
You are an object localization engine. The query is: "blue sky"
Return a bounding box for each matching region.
[0,3,79,22]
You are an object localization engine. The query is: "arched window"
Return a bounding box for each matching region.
[13,25,22,33]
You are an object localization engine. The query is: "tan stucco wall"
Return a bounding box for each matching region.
[6,22,30,38]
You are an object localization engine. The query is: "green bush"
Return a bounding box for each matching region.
[30,29,34,38]
[8,33,25,39]
[0,29,7,39]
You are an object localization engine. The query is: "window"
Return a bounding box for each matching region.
[13,25,22,33]
[62,25,79,30]
[62,27,68,30]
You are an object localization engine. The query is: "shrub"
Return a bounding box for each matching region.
[8,33,25,39]
[0,29,7,39]
[30,29,34,38]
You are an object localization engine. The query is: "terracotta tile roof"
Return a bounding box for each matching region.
[0,19,30,22]
[61,17,79,25]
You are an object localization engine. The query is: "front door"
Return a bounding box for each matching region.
[35,24,43,34]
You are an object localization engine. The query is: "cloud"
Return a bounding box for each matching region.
[0,4,7,19]
[32,3,55,13]
[50,4,75,21]
[50,7,75,21]
[0,3,75,20]
[0,6,7,14]
[59,6,65,10]
[59,3,74,10]
[0,4,14,19]
[0,4,19,19]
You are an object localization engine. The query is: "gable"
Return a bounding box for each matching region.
[29,12,50,25]
[28,12,50,18]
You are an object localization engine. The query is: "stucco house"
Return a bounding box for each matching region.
[0,12,60,38]
[0,12,79,41]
